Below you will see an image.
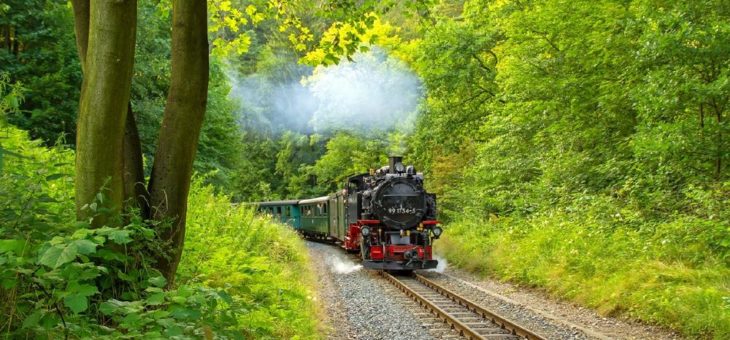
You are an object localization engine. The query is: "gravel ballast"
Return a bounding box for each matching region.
[307,241,681,340]
[307,241,435,340]
[424,267,683,340]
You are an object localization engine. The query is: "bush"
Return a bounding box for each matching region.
[0,112,320,338]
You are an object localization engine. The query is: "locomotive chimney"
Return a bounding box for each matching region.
[389,156,403,174]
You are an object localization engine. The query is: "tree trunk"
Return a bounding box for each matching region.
[70,0,90,72]
[717,108,723,180]
[3,25,10,51]
[148,0,209,283]
[72,1,147,214]
[123,104,150,217]
[75,0,137,225]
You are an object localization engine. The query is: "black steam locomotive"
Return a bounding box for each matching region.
[255,156,442,270]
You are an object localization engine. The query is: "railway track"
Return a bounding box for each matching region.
[381,271,545,340]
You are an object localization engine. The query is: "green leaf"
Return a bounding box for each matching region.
[45,173,66,181]
[108,230,132,245]
[0,239,24,254]
[68,282,98,297]
[96,249,126,262]
[164,324,183,337]
[147,292,165,305]
[148,275,167,288]
[121,312,145,328]
[64,294,88,314]
[217,291,233,304]
[99,301,119,315]
[2,278,17,289]
[73,239,97,255]
[36,194,58,203]
[22,310,42,329]
[117,270,136,282]
[72,229,92,239]
[39,243,78,268]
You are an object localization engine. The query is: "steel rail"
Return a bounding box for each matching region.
[381,271,486,340]
[381,270,546,340]
[414,274,545,340]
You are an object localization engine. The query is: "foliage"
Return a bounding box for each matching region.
[193,61,246,189]
[307,132,388,193]
[178,178,321,338]
[0,108,320,338]
[407,0,730,337]
[0,0,82,145]
[130,2,247,190]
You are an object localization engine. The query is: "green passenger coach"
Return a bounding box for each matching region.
[298,196,330,238]
[256,200,301,229]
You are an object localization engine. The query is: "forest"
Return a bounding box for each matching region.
[1,0,728,338]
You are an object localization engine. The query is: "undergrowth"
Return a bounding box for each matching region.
[0,106,320,338]
[179,180,320,338]
[439,206,730,339]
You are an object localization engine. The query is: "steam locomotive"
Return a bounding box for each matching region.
[255,156,442,270]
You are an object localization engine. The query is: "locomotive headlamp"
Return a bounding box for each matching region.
[432,226,443,238]
[361,226,371,237]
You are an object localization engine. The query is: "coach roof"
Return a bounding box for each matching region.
[298,196,330,205]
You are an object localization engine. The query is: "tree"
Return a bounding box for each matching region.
[0,0,82,145]
[70,0,209,283]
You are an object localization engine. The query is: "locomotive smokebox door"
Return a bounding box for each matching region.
[373,177,426,230]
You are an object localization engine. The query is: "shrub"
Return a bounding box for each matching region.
[1,111,320,338]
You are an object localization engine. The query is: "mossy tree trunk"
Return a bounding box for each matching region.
[70,0,209,284]
[148,0,209,282]
[73,0,137,225]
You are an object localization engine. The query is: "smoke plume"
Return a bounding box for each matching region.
[228,48,423,135]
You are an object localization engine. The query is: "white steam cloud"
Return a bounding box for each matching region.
[228,48,423,134]
[428,255,448,273]
[327,255,363,274]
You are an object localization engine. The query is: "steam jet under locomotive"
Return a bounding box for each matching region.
[255,156,443,270]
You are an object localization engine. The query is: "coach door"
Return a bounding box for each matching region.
[329,196,337,239]
[337,193,346,240]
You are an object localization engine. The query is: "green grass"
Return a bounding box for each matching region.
[439,213,730,339]
[179,180,322,338]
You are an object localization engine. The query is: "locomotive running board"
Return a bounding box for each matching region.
[363,260,438,270]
